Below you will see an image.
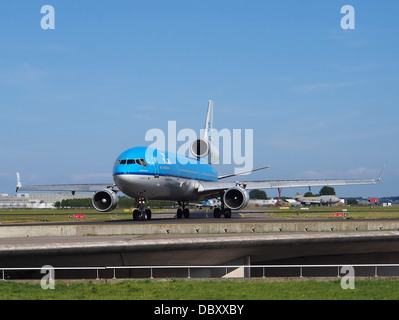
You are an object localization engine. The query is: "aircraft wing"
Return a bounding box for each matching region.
[197,178,376,195]
[17,184,118,193]
[16,173,118,193]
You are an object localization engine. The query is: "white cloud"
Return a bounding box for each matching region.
[131,114,150,121]
[294,80,368,93]
[346,167,379,177]
[0,63,47,86]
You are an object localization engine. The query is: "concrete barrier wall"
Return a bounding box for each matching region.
[1,220,399,238]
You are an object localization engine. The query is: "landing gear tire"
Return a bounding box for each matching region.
[133,209,140,221]
[214,208,221,218]
[133,209,151,221]
[223,208,232,219]
[177,208,183,219]
[145,209,152,220]
[183,208,190,219]
[177,208,190,219]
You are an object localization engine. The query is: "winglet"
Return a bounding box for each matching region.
[203,100,213,142]
[16,172,22,192]
[376,164,386,183]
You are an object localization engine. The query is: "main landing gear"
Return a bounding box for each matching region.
[133,198,152,221]
[176,201,190,219]
[213,207,231,218]
[174,199,231,219]
[213,196,232,218]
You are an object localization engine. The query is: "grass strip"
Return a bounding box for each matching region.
[1,278,398,300]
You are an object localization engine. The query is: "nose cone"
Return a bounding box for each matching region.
[113,173,142,199]
[113,173,126,190]
[112,157,131,194]
[113,162,124,176]
[112,146,150,198]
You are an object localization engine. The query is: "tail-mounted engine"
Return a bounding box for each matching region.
[92,189,119,212]
[190,100,219,164]
[223,186,250,210]
[190,138,219,164]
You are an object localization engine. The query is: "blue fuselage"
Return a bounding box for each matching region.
[112,146,218,200]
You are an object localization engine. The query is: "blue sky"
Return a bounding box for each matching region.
[0,0,398,198]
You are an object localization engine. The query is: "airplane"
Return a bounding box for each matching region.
[294,192,341,206]
[190,199,221,210]
[16,100,380,221]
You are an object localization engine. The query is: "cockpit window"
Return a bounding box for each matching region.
[117,158,147,167]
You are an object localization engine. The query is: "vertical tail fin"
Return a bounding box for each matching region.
[203,100,213,142]
[190,100,219,163]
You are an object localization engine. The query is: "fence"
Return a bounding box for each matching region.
[2,264,399,280]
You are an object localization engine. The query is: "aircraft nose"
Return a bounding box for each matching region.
[113,173,129,192]
[113,164,121,176]
[113,159,127,176]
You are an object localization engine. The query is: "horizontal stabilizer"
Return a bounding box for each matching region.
[218,165,271,180]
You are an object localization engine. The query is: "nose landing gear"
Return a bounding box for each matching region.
[133,198,152,221]
[177,201,190,219]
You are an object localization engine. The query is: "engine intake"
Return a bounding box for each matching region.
[223,186,249,210]
[92,190,119,212]
[190,138,219,163]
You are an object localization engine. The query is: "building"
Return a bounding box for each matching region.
[0,193,47,209]
[0,193,92,209]
[28,192,92,205]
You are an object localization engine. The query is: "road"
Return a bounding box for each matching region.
[0,208,397,228]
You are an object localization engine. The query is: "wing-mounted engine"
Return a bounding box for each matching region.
[92,189,119,212]
[223,186,249,210]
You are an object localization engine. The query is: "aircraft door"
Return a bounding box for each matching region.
[152,158,160,178]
